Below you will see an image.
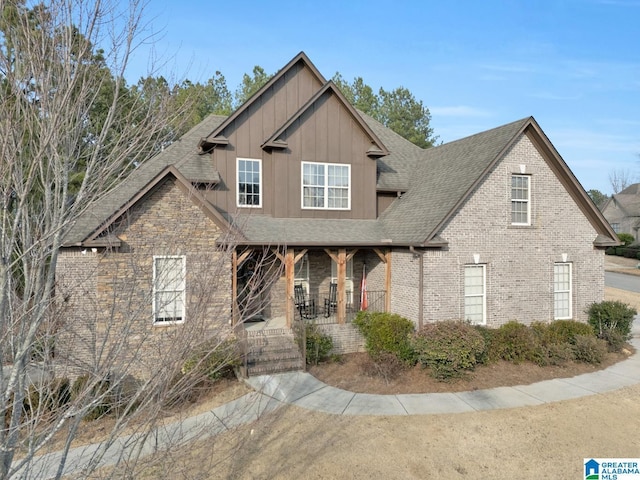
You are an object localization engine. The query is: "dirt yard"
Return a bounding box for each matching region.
[127,284,640,480]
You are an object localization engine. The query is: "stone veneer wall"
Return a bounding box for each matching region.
[56,178,233,379]
[390,133,604,327]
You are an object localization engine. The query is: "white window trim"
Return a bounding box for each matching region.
[301,161,351,210]
[511,174,531,226]
[464,264,486,325]
[331,257,354,304]
[294,254,309,295]
[153,255,186,325]
[553,262,572,320]
[236,158,262,208]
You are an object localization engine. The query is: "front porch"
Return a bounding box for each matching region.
[232,246,392,329]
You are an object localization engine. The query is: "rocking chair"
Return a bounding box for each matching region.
[294,284,316,320]
[324,282,337,317]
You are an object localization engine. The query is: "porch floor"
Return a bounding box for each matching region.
[243,316,288,332]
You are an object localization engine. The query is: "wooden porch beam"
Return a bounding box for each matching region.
[294,249,308,264]
[373,248,387,264]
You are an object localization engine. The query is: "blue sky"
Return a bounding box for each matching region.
[125,0,640,195]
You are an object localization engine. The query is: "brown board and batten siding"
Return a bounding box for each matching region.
[204,62,378,221]
[204,62,323,214]
[269,90,378,219]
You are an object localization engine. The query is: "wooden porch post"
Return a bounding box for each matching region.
[232,250,238,326]
[374,248,392,313]
[337,248,346,324]
[285,249,295,328]
[385,249,392,312]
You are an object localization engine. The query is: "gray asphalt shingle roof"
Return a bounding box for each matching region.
[64,115,226,245]
[379,118,530,244]
[65,109,533,247]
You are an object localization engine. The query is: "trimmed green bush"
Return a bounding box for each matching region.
[599,329,626,353]
[473,325,495,365]
[182,337,240,382]
[541,320,594,345]
[543,343,576,366]
[353,312,415,363]
[71,374,113,421]
[412,320,486,380]
[490,321,540,364]
[605,247,617,255]
[617,232,635,246]
[305,323,333,365]
[587,300,637,342]
[573,334,608,364]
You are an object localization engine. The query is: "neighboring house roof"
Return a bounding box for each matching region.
[64,114,226,245]
[602,182,640,231]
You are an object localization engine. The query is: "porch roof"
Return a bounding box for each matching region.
[229,215,394,246]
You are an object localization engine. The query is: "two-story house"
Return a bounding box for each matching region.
[56,52,617,377]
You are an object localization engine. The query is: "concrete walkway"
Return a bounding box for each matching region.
[20,317,640,479]
[246,318,640,415]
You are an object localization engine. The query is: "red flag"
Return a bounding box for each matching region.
[360,264,368,311]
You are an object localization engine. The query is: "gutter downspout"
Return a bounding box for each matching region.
[409,246,424,330]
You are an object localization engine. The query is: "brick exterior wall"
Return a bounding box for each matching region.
[56,178,233,379]
[391,134,604,327]
[317,323,366,354]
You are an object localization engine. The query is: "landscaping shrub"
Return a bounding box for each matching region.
[490,321,540,364]
[71,374,114,421]
[617,232,635,246]
[305,323,333,365]
[359,351,406,384]
[622,247,640,258]
[599,329,626,353]
[473,325,495,365]
[412,320,486,380]
[543,342,576,366]
[573,334,608,364]
[544,320,594,345]
[587,300,637,344]
[353,311,415,363]
[605,247,617,256]
[182,337,240,382]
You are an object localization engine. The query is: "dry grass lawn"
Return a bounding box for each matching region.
[122,285,640,480]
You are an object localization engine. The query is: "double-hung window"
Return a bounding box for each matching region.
[464,264,486,325]
[302,162,350,210]
[237,158,262,207]
[553,262,572,319]
[153,256,185,323]
[511,174,530,225]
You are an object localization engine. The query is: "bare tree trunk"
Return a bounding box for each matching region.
[0,2,281,478]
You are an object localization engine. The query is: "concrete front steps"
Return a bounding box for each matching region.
[246,328,304,376]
